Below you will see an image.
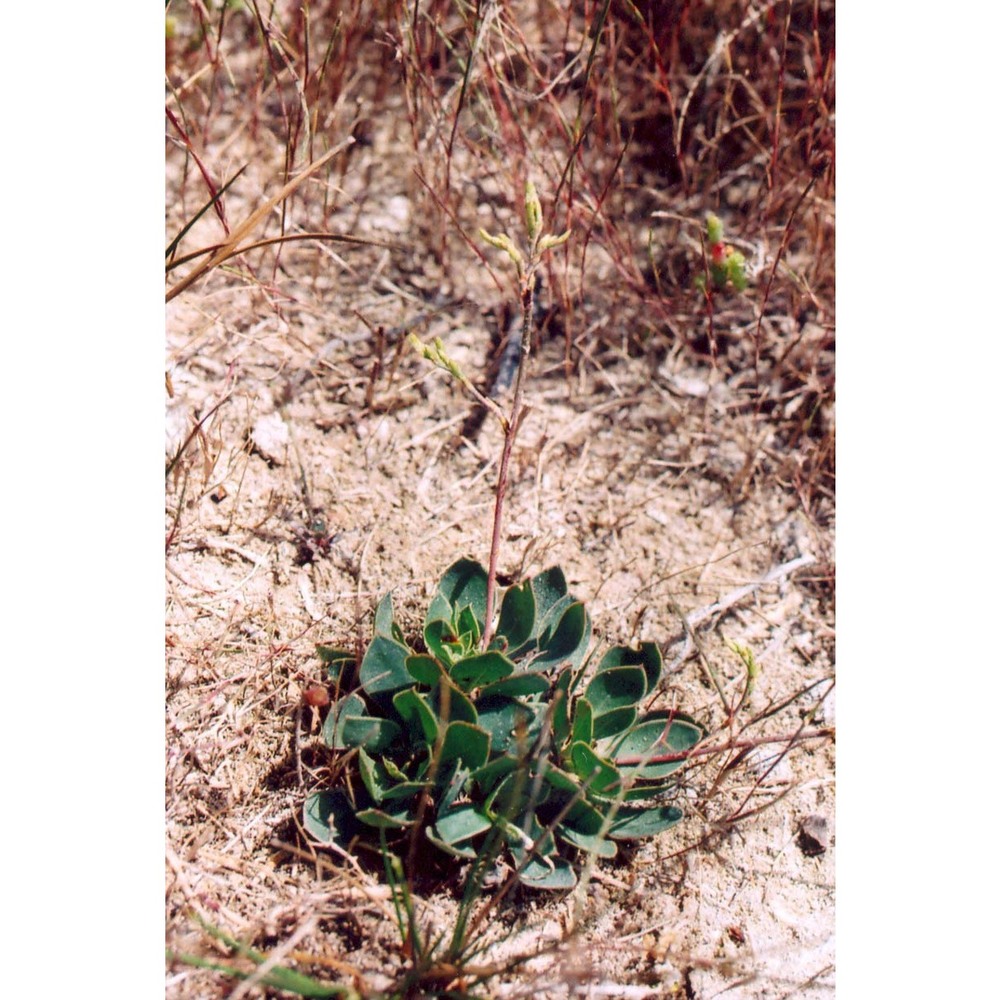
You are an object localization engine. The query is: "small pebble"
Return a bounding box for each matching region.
[251,412,289,465]
[798,813,830,856]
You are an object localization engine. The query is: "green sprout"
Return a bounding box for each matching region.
[696,211,748,293]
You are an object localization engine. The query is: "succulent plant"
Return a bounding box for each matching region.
[696,211,748,293]
[304,559,704,889]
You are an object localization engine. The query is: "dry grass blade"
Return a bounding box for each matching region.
[165,138,353,302]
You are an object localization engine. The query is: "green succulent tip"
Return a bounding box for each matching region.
[525,181,543,242]
[538,229,571,254]
[706,212,724,247]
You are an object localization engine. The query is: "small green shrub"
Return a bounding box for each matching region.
[304,558,703,890]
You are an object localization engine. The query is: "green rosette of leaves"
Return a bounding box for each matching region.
[304,559,703,889]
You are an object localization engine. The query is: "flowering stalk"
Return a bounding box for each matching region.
[479,183,569,648]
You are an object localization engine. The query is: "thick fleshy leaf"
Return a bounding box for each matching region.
[596,642,662,697]
[423,619,459,666]
[569,742,622,794]
[536,762,582,796]
[373,591,395,639]
[516,854,576,889]
[509,813,556,858]
[383,757,408,781]
[438,721,490,770]
[509,816,575,888]
[405,654,442,687]
[359,635,414,705]
[475,695,538,750]
[316,646,355,687]
[358,748,393,804]
[571,697,594,745]
[551,667,572,747]
[556,799,617,858]
[393,687,440,744]
[340,714,401,754]
[322,692,367,749]
[449,651,515,691]
[433,804,494,847]
[426,558,489,632]
[477,673,550,699]
[455,605,481,647]
[607,803,684,840]
[438,763,472,813]
[533,602,590,672]
[585,666,647,716]
[536,593,574,640]
[303,790,359,847]
[529,567,570,627]
[592,706,637,741]
[380,780,430,802]
[425,827,477,859]
[609,713,704,779]
[496,580,535,651]
[431,679,478,727]
[356,805,416,829]
[486,770,540,817]
[472,755,520,798]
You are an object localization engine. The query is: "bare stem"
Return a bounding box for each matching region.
[482,271,535,648]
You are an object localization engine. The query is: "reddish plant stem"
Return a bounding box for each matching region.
[482,277,535,648]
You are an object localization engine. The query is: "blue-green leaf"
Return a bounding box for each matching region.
[571,697,594,745]
[596,642,662,697]
[475,695,538,750]
[608,804,684,840]
[516,854,576,889]
[569,742,622,794]
[586,665,647,714]
[591,706,637,740]
[449,651,515,691]
[472,755,520,798]
[536,762,582,796]
[433,805,494,847]
[355,805,416,829]
[438,721,491,770]
[322,692,367,749]
[533,602,590,672]
[423,619,459,666]
[373,591,395,639]
[427,558,489,632]
[425,827,477,859]
[340,714,401,754]
[316,646,355,687]
[556,799,617,858]
[431,679,478,727]
[393,687,439,743]
[529,567,569,627]
[303,790,359,847]
[438,763,472,813]
[359,635,414,705]
[380,780,430,802]
[456,605,481,646]
[477,673,550,699]
[609,713,704,779]
[496,580,535,651]
[357,748,386,804]
[551,667,572,747]
[405,653,442,686]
